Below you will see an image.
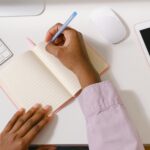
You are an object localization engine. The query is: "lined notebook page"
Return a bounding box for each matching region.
[33,42,108,95]
[0,51,71,111]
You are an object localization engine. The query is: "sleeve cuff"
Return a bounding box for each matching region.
[77,81,122,117]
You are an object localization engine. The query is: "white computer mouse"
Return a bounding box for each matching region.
[90,8,128,44]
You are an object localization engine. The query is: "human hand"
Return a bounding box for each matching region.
[0,104,53,150]
[45,23,100,88]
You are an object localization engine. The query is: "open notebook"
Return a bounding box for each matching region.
[0,42,109,112]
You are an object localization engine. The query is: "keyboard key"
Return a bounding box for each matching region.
[0,56,4,63]
[2,51,11,58]
[0,44,6,53]
[0,41,3,47]
[0,39,13,65]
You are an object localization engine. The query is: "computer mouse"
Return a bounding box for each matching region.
[90,8,128,44]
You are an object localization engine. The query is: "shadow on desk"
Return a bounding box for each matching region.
[121,90,150,142]
[103,70,150,144]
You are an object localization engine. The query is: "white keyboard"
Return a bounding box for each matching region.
[0,39,13,65]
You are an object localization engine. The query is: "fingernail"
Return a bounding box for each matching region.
[33,103,41,108]
[43,105,51,111]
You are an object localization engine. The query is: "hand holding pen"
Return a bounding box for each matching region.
[47,11,77,43]
[45,13,100,89]
[28,12,77,47]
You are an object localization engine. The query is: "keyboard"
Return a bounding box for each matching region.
[0,39,13,65]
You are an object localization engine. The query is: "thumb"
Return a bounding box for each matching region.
[46,43,61,57]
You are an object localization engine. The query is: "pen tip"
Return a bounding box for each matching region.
[73,11,78,16]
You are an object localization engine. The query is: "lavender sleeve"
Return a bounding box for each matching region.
[78,81,144,150]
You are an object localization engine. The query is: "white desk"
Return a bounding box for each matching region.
[0,0,150,145]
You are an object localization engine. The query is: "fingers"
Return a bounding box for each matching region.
[64,29,80,44]
[3,108,25,133]
[45,23,62,42]
[17,105,51,137]
[1,104,54,150]
[45,23,80,58]
[10,104,41,133]
[45,23,80,44]
[45,23,72,43]
[54,34,65,46]
[23,114,53,144]
[46,43,61,57]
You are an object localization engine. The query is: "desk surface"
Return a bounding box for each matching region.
[0,0,150,145]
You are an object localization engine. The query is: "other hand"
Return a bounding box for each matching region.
[0,104,53,150]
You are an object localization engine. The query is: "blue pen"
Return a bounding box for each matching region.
[50,11,78,43]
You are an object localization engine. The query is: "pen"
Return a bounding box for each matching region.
[50,11,78,43]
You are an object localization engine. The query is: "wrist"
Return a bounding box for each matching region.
[74,62,100,88]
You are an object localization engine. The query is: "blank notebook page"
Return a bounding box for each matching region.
[0,51,71,111]
[33,42,108,95]
[33,43,81,96]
